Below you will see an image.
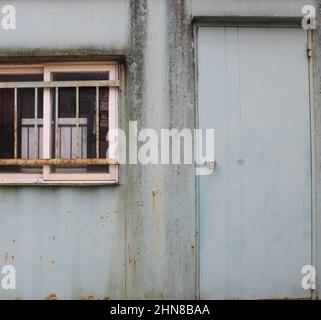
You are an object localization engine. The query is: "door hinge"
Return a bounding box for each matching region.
[307,48,313,58]
[307,40,313,58]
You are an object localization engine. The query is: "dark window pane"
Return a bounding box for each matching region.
[52,72,109,173]
[0,74,42,82]
[0,74,43,173]
[53,72,108,81]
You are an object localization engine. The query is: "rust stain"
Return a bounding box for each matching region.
[0,80,120,90]
[152,189,161,209]
[45,293,58,300]
[0,158,119,166]
[128,242,132,265]
[80,295,95,300]
[80,295,112,300]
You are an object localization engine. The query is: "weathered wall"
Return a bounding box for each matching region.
[125,0,196,299]
[0,0,128,54]
[191,0,316,17]
[0,0,319,299]
[314,0,321,299]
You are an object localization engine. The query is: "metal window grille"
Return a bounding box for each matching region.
[0,80,119,167]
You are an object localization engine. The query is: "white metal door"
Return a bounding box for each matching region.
[198,27,312,299]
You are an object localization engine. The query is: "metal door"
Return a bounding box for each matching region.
[198,27,312,299]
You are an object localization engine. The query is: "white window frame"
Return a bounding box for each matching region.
[0,62,119,185]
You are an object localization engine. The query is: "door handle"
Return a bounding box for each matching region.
[205,159,216,169]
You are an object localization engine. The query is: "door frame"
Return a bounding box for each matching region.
[193,17,317,299]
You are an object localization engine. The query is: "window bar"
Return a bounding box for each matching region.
[76,86,80,158]
[14,87,18,159]
[0,80,120,89]
[34,88,38,158]
[55,87,59,158]
[96,86,100,159]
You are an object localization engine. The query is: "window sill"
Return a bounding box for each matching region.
[0,178,119,186]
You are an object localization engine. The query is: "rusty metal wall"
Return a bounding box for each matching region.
[0,0,320,299]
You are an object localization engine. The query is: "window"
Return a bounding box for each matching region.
[0,63,119,184]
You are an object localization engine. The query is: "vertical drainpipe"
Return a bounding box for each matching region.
[125,0,148,299]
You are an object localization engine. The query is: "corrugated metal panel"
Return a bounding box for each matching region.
[0,187,125,299]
